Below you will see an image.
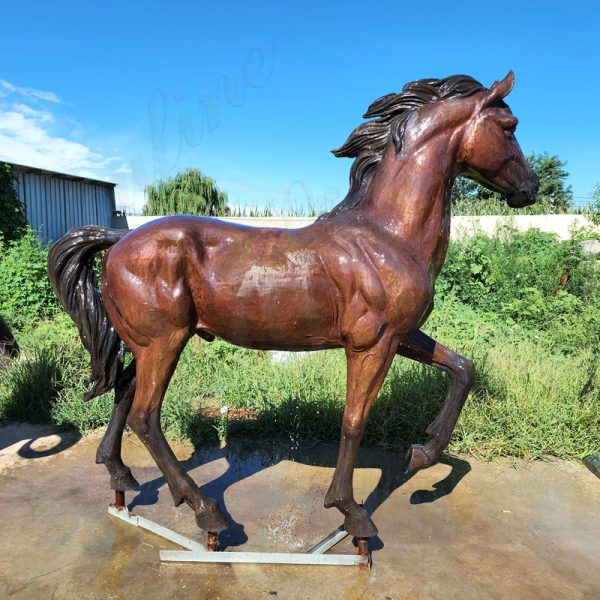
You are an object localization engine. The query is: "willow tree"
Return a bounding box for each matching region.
[143,168,229,216]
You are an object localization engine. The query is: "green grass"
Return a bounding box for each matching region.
[1,295,597,460]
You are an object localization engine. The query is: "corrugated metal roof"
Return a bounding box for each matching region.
[8,162,116,187]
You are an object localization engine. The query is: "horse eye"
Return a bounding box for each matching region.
[499,116,518,138]
[503,123,516,138]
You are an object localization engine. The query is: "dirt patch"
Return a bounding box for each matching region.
[198,405,259,421]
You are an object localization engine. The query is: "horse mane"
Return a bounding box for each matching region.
[318,75,487,220]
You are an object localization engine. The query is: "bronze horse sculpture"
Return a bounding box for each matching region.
[48,71,537,541]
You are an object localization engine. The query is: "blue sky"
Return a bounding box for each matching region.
[0,1,598,212]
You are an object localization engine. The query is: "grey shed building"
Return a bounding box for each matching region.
[9,163,117,244]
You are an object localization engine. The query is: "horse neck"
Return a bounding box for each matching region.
[359,133,459,277]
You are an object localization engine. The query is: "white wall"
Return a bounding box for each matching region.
[124,215,315,230]
[451,215,597,240]
[123,214,598,240]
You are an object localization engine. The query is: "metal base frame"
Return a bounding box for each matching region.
[108,497,370,567]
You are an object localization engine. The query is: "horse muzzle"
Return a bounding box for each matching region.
[507,189,536,208]
[506,172,539,208]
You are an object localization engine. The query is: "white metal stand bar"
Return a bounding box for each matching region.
[159,549,365,566]
[306,525,348,554]
[108,505,206,552]
[108,505,366,567]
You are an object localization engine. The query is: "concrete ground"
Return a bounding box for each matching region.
[0,424,598,600]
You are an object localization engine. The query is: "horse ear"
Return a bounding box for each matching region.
[480,71,515,109]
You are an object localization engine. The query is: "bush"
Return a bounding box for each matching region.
[0,229,59,329]
[424,297,599,459]
[438,226,600,351]
[0,315,114,428]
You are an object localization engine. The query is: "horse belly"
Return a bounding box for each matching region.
[196,261,340,351]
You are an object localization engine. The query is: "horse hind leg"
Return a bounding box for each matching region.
[95,361,139,491]
[397,329,475,473]
[127,332,230,533]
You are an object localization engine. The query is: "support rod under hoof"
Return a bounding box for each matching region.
[114,490,125,509]
[356,537,371,569]
[207,532,219,551]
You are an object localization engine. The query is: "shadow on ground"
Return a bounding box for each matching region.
[128,438,471,551]
[0,422,81,458]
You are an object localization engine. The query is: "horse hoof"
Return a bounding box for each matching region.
[110,470,139,491]
[405,443,437,474]
[344,508,378,538]
[195,507,230,532]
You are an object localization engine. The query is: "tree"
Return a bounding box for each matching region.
[0,162,27,242]
[527,153,573,212]
[143,168,229,216]
[451,176,503,216]
[451,152,573,215]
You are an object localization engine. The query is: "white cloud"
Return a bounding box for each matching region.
[0,79,63,104]
[0,80,119,179]
[0,110,119,177]
[11,103,55,123]
[0,78,155,214]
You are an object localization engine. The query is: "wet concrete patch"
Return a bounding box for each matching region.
[0,425,598,599]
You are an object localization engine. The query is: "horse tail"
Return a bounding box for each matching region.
[47,226,128,401]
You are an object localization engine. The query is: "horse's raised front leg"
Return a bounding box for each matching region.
[95,361,139,491]
[127,333,230,533]
[397,329,474,473]
[324,336,398,537]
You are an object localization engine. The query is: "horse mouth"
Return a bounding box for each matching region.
[507,189,536,208]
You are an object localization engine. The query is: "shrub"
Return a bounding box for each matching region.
[0,229,59,329]
[2,225,598,461]
[438,226,600,351]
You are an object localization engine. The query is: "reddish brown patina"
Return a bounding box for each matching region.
[48,72,537,539]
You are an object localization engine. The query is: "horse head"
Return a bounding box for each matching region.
[458,71,539,207]
[323,72,538,220]
[399,71,538,209]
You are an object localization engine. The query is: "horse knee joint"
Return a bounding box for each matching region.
[343,416,364,438]
[128,409,152,436]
